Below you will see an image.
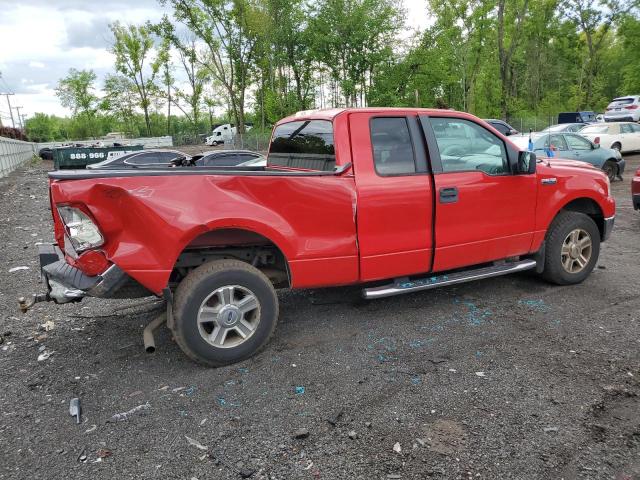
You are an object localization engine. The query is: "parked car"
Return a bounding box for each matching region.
[29,108,615,367]
[595,114,605,123]
[38,147,54,160]
[558,111,597,124]
[483,119,519,136]
[603,95,640,122]
[194,150,263,167]
[238,156,267,167]
[510,132,625,180]
[86,149,188,169]
[579,122,640,154]
[542,123,588,133]
[633,167,640,211]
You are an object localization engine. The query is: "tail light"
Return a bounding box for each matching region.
[57,206,104,252]
[625,105,639,110]
[594,137,600,144]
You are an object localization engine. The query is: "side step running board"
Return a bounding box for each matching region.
[362,259,537,300]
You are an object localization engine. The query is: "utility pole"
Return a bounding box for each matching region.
[14,106,24,129]
[0,71,16,128]
[0,93,15,128]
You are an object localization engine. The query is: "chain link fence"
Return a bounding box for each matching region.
[175,132,272,154]
[506,116,563,133]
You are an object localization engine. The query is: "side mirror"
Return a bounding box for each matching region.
[508,129,518,136]
[517,150,536,174]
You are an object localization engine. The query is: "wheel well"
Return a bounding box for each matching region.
[172,228,290,288]
[561,198,605,239]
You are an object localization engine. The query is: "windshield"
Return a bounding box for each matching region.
[509,136,536,150]
[608,97,635,107]
[542,124,567,132]
[580,125,608,134]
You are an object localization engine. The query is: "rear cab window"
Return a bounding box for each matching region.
[268,120,335,171]
[370,117,416,176]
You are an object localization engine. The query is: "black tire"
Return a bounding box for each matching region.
[611,142,621,152]
[172,259,279,367]
[541,211,600,285]
[602,160,617,181]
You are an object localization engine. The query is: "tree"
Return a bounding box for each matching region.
[562,0,639,108]
[101,74,139,135]
[163,0,265,133]
[25,113,63,142]
[55,69,99,136]
[309,0,402,107]
[110,22,161,136]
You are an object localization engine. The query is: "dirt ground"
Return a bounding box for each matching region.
[0,156,638,480]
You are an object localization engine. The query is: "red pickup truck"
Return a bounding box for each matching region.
[27,108,615,366]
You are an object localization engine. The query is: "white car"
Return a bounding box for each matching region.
[579,122,640,153]
[603,95,640,122]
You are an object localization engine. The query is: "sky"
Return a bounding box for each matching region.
[0,0,430,126]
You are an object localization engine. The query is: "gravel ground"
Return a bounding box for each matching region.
[0,157,639,480]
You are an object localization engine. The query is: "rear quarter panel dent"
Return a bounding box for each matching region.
[50,174,358,293]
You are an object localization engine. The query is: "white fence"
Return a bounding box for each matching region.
[0,137,37,178]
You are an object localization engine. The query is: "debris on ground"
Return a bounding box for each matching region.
[475,371,486,377]
[39,320,55,332]
[69,398,81,424]
[393,442,402,453]
[96,448,112,459]
[108,402,151,422]
[543,427,559,433]
[37,350,54,362]
[348,430,357,439]
[295,386,305,395]
[185,435,208,451]
[293,428,309,439]
[9,266,29,273]
[327,408,344,426]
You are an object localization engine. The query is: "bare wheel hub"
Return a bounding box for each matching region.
[561,228,592,274]
[197,285,260,349]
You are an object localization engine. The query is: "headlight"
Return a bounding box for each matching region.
[57,206,104,252]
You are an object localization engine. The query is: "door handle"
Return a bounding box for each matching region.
[439,187,458,204]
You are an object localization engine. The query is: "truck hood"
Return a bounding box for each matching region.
[538,157,599,172]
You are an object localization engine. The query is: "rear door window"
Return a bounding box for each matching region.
[126,151,179,165]
[370,117,416,176]
[565,135,591,150]
[268,120,335,171]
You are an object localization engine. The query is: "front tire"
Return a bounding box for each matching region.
[541,211,600,285]
[172,259,279,367]
[603,160,617,181]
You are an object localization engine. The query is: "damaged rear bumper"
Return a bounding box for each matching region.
[38,243,128,304]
